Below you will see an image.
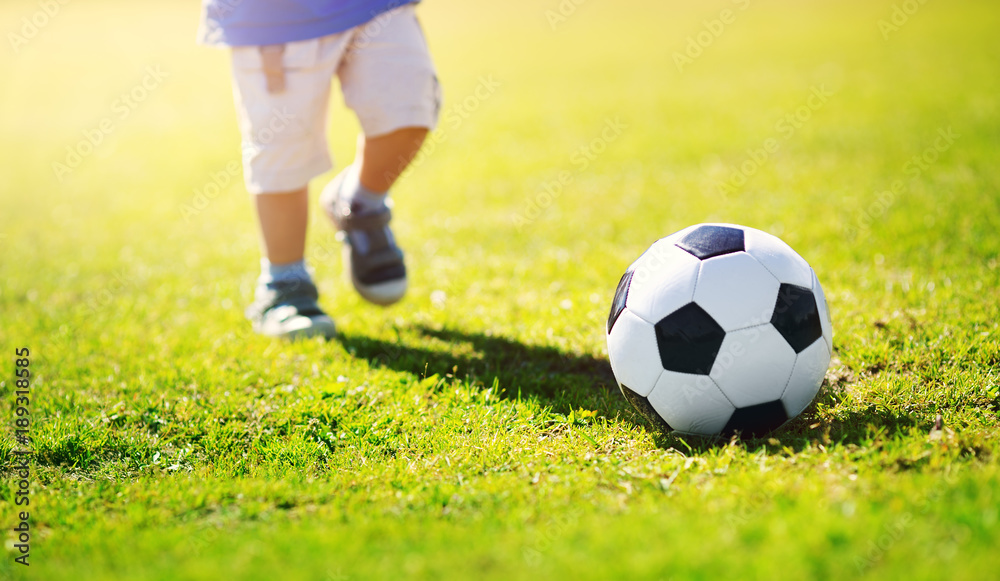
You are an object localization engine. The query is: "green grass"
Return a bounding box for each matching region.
[2,0,1000,579]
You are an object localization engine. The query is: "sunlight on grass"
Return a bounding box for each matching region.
[0,0,998,579]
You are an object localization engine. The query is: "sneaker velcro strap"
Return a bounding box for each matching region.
[335,206,392,231]
[272,279,319,300]
[355,246,404,271]
[288,303,326,317]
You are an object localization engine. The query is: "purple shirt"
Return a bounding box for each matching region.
[198,0,418,46]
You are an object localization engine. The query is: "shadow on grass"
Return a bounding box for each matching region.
[337,325,628,417]
[339,328,925,453]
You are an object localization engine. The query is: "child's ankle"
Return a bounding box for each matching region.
[341,166,389,215]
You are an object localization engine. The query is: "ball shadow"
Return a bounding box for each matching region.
[338,327,920,454]
[336,325,628,417]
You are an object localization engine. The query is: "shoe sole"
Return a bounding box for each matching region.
[344,245,407,306]
[255,315,337,340]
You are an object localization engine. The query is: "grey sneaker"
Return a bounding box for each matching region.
[320,172,407,306]
[245,279,336,339]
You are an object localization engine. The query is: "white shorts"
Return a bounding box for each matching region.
[230,5,441,194]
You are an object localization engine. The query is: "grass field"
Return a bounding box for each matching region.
[2,0,1000,579]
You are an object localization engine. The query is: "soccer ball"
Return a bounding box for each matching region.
[606,223,832,437]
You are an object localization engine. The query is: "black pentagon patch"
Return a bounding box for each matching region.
[722,400,789,438]
[675,225,745,260]
[654,303,726,375]
[771,283,823,353]
[607,269,634,334]
[620,384,673,433]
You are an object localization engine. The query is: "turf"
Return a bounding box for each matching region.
[1,0,999,579]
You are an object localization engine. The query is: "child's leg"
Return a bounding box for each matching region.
[231,35,353,338]
[320,5,440,306]
[318,126,430,306]
[337,3,440,200]
[254,187,308,265]
[320,124,433,306]
[356,127,429,193]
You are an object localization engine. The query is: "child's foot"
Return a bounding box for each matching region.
[320,170,407,306]
[245,278,336,339]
